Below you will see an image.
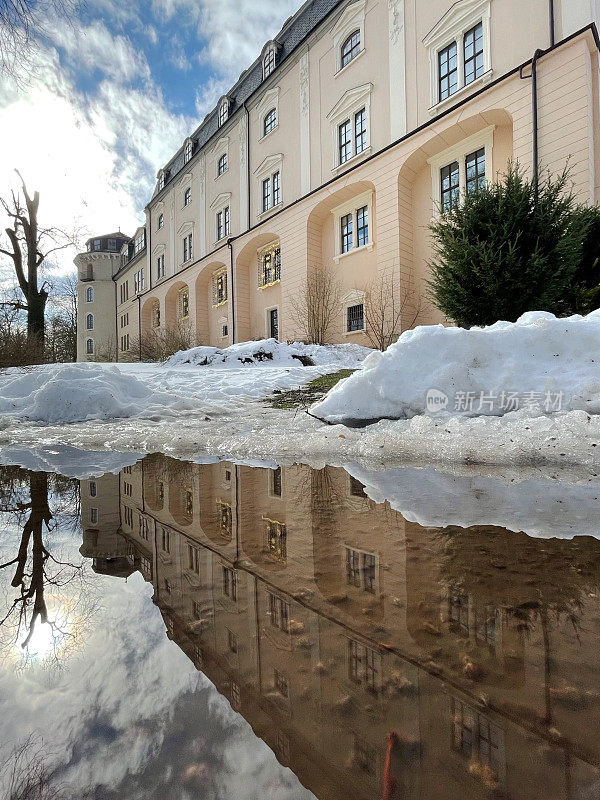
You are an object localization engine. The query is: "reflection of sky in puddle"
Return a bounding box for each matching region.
[1,451,600,800]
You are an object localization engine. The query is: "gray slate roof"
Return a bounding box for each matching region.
[150,0,345,203]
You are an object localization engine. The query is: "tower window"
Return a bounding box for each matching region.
[86,313,94,330]
[86,338,94,355]
[86,286,94,303]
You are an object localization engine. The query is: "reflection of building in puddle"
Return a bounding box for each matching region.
[81,456,600,800]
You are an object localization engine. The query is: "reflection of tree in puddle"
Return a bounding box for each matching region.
[0,466,88,663]
[438,526,600,725]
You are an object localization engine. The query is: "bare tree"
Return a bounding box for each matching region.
[289,266,342,344]
[0,734,66,800]
[0,0,80,83]
[0,173,76,354]
[363,273,425,350]
[46,272,78,362]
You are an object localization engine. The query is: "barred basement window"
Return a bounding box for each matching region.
[222,324,228,337]
[218,500,232,536]
[258,242,281,287]
[347,303,364,332]
[341,30,361,68]
[213,271,227,306]
[152,301,160,328]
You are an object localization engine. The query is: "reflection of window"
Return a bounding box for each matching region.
[352,735,375,775]
[348,638,380,692]
[141,556,152,579]
[231,681,241,707]
[451,697,502,776]
[90,507,98,524]
[265,519,287,563]
[193,600,202,620]
[268,592,289,633]
[449,595,469,635]
[227,628,237,653]
[164,578,171,594]
[349,476,366,498]
[276,731,290,762]
[346,546,377,592]
[194,645,203,667]
[161,527,170,553]
[222,566,237,600]
[218,501,232,536]
[89,481,97,497]
[158,481,164,503]
[187,543,200,574]
[139,516,149,540]
[185,488,193,517]
[274,668,288,698]
[270,467,282,497]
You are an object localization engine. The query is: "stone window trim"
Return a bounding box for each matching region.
[427,125,495,217]
[85,286,94,303]
[254,153,283,217]
[261,40,281,81]
[177,220,195,264]
[257,87,280,141]
[341,289,366,337]
[331,0,366,74]
[327,83,372,171]
[331,190,374,261]
[423,0,492,114]
[85,338,94,355]
[210,192,232,243]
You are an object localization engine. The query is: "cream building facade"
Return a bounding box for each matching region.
[76,0,600,361]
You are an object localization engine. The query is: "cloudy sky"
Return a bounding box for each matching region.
[0,0,299,272]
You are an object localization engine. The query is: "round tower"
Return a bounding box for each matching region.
[75,233,131,362]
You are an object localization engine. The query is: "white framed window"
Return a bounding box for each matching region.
[331,0,366,74]
[331,190,373,261]
[327,84,372,170]
[86,338,94,355]
[184,138,193,163]
[133,269,145,293]
[218,98,229,127]
[255,154,283,215]
[182,233,193,263]
[427,126,494,216]
[134,231,145,254]
[184,187,191,206]
[92,239,101,251]
[263,44,276,79]
[120,333,130,352]
[157,213,164,229]
[216,206,230,241]
[341,30,361,69]
[217,153,228,175]
[86,313,94,330]
[423,0,492,113]
[263,108,277,137]
[157,170,165,191]
[157,254,165,278]
[86,286,94,303]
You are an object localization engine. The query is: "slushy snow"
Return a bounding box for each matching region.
[312,311,600,422]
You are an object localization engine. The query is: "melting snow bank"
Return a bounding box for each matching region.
[167,338,371,368]
[312,311,600,422]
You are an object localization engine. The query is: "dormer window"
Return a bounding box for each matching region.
[158,171,165,191]
[341,30,360,68]
[218,99,229,127]
[184,139,193,164]
[263,45,276,79]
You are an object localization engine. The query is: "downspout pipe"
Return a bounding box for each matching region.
[531,48,544,197]
[227,238,236,344]
[243,101,251,230]
[114,279,119,362]
[137,294,142,361]
[549,0,555,47]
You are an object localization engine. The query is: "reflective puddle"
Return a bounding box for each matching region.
[1,453,600,799]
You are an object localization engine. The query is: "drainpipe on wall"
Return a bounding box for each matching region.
[137,294,142,361]
[549,0,555,47]
[520,48,544,198]
[243,101,251,231]
[114,278,119,363]
[227,237,236,344]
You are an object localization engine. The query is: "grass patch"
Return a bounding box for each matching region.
[270,368,356,410]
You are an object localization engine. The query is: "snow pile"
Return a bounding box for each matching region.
[345,463,600,540]
[312,311,600,423]
[167,338,371,369]
[0,363,193,424]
